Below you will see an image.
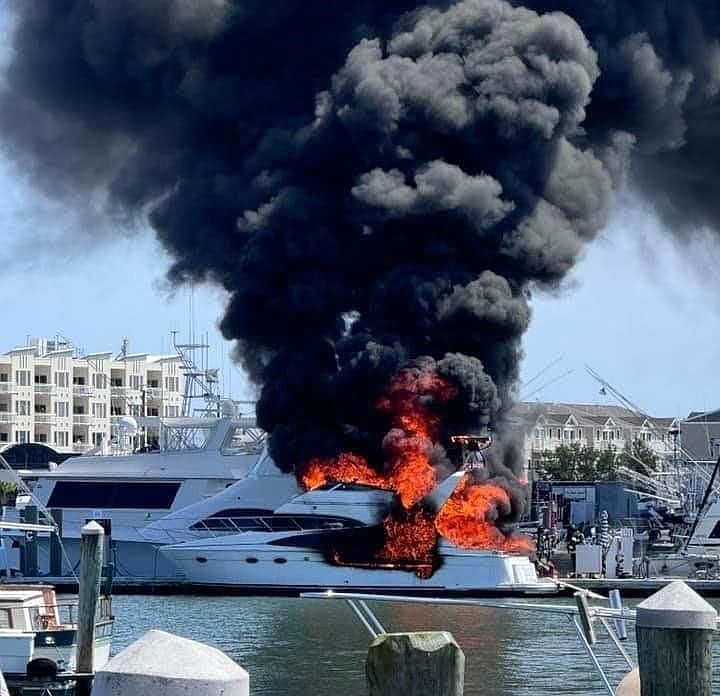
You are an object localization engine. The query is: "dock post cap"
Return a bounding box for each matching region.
[92,629,249,696]
[80,521,105,535]
[636,581,717,630]
[369,631,460,651]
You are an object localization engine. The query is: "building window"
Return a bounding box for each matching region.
[34,374,48,384]
[0,433,7,442]
[15,400,30,415]
[54,372,69,387]
[111,377,123,387]
[54,402,69,417]
[72,375,86,386]
[164,377,179,392]
[92,432,105,446]
[35,403,47,414]
[165,406,179,417]
[92,403,106,418]
[35,433,48,443]
[53,431,69,447]
[73,405,85,415]
[15,370,30,386]
[0,374,7,383]
[92,373,107,389]
[131,375,143,390]
[14,431,29,443]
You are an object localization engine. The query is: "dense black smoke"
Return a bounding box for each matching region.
[519,1,720,233]
[2,0,719,492]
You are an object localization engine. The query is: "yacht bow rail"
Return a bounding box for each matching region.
[302,589,639,696]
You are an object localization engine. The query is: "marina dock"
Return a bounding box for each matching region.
[10,573,720,598]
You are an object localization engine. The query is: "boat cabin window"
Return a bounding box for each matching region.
[47,481,181,509]
[190,510,360,533]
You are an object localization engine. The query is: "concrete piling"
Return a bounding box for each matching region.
[366,631,465,696]
[75,521,105,696]
[635,581,716,696]
[91,629,250,696]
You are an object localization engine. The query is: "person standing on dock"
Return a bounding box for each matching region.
[566,524,585,577]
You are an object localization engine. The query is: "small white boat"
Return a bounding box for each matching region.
[0,584,113,678]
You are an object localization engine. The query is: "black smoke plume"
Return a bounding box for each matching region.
[1,1,719,510]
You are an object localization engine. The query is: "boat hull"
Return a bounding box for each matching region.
[160,538,552,595]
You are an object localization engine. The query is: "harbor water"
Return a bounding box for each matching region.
[108,594,720,695]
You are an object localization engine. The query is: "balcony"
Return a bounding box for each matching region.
[34,384,53,394]
[0,383,13,394]
[0,413,11,423]
[72,385,93,396]
[145,387,164,399]
[72,443,93,453]
[111,386,132,396]
[34,414,55,424]
[73,414,93,424]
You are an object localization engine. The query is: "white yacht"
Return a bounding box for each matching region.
[11,415,264,578]
[146,452,553,595]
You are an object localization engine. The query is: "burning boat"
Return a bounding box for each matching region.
[147,444,554,595]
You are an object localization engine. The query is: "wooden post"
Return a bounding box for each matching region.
[75,521,105,696]
[24,505,38,577]
[636,581,716,696]
[366,631,464,696]
[49,508,63,577]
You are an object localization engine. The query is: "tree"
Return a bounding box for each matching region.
[0,481,17,506]
[535,443,618,481]
[618,439,659,475]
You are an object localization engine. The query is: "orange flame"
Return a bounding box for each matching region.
[435,475,533,553]
[296,366,531,576]
[375,507,437,579]
[299,452,386,492]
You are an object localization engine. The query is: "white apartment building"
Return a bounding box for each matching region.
[0,338,183,454]
[511,402,678,481]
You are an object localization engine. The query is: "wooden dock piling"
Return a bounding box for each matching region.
[24,505,38,577]
[75,520,105,696]
[366,631,464,696]
[635,580,717,696]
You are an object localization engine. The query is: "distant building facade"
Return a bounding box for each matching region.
[511,402,678,481]
[0,337,183,454]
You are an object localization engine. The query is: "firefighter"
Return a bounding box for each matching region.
[566,524,585,577]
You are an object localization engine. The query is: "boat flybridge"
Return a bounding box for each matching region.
[144,450,554,595]
[8,414,265,578]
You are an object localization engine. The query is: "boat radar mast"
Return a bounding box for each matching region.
[450,431,493,471]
